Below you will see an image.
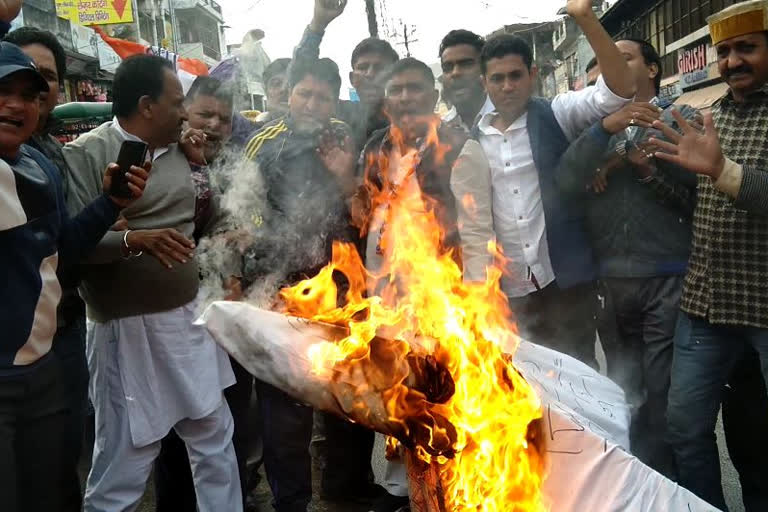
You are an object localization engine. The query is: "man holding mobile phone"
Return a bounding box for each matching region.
[63,55,242,512]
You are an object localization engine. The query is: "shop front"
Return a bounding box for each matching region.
[672,36,728,109]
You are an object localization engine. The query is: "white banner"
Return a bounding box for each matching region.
[199,301,720,512]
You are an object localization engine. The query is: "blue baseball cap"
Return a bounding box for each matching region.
[0,41,49,92]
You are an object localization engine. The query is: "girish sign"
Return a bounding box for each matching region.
[678,43,707,74]
[677,40,718,88]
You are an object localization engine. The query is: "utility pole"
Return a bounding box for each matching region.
[168,0,179,52]
[364,0,378,37]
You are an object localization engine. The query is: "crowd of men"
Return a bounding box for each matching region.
[3,0,768,510]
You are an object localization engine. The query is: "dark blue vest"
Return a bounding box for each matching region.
[475,98,597,289]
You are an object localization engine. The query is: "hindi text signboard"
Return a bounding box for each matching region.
[56,0,134,26]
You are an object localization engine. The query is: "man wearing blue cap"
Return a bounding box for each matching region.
[0,33,149,512]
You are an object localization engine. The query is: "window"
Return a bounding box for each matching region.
[139,12,156,45]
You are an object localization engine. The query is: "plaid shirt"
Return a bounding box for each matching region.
[681,84,768,328]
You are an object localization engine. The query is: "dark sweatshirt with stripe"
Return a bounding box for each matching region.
[1,144,119,374]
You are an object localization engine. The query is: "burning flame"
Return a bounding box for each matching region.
[280,119,545,511]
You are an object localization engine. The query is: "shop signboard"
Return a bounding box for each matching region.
[71,22,99,58]
[659,80,682,103]
[97,35,121,73]
[56,0,134,26]
[677,40,719,89]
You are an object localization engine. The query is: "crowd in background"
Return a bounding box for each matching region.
[3,0,768,511]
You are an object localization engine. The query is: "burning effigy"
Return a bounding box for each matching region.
[198,120,719,511]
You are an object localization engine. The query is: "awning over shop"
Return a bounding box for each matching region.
[64,50,99,78]
[674,82,730,109]
[53,102,113,122]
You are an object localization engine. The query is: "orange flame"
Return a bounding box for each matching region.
[280,119,545,511]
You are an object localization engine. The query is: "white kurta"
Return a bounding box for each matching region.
[87,298,235,448]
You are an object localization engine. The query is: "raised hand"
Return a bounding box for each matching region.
[180,127,208,166]
[310,0,348,32]
[650,110,725,178]
[566,0,595,19]
[0,0,21,23]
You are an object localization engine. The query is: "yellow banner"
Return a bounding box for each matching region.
[56,0,134,26]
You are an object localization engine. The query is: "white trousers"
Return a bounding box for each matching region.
[83,322,242,512]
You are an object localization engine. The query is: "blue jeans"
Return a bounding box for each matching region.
[667,312,768,510]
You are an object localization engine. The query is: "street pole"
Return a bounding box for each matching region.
[150,0,160,47]
[168,0,179,52]
[364,0,378,37]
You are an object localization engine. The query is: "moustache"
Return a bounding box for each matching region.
[724,65,753,79]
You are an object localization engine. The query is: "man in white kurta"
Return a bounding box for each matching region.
[63,55,241,512]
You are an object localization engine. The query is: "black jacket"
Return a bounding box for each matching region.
[554,104,697,278]
[241,116,356,287]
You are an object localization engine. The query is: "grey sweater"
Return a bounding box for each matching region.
[63,122,199,322]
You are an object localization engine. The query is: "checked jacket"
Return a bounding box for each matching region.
[681,84,768,328]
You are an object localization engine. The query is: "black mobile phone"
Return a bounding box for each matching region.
[110,140,149,198]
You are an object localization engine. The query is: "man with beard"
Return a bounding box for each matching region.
[440,29,494,131]
[294,0,399,150]
[648,1,768,509]
[242,56,357,512]
[473,0,635,368]
[63,55,241,512]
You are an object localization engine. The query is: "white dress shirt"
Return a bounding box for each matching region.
[442,95,496,131]
[478,76,631,298]
[112,116,169,161]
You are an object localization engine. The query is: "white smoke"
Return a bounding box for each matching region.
[195,139,345,313]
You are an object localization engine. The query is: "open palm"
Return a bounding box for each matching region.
[651,110,726,178]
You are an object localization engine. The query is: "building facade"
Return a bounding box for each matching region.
[487,1,610,98]
[601,0,737,106]
[16,0,227,103]
[551,1,610,91]
[487,21,559,97]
